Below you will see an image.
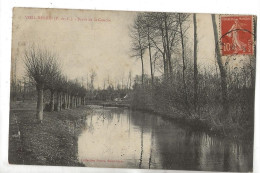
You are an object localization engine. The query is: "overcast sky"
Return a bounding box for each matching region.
[12,8,221,87]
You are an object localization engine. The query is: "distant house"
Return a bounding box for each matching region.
[114,98,122,102]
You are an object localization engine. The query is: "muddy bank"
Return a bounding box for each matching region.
[9,102,92,166]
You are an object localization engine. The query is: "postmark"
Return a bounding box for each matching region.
[220,15,254,56]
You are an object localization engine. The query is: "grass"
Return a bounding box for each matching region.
[9,101,91,166]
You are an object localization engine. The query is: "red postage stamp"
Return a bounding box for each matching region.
[220,15,254,56]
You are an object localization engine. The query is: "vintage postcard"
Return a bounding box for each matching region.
[9,7,256,172]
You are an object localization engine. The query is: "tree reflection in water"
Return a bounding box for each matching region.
[78,106,253,171]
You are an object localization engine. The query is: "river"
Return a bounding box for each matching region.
[77,105,253,171]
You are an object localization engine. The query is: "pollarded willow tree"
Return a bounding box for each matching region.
[24,45,60,123]
[46,67,62,112]
[55,75,67,111]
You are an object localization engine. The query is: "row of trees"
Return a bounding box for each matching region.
[130,12,255,132]
[10,77,36,101]
[24,46,87,123]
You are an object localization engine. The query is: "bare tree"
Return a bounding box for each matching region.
[130,14,147,85]
[55,75,66,111]
[145,12,180,81]
[90,69,96,91]
[141,13,155,85]
[193,14,198,113]
[24,45,59,123]
[128,12,255,137]
[178,13,191,115]
[148,13,169,79]
[127,71,132,90]
[46,68,61,112]
[164,13,173,77]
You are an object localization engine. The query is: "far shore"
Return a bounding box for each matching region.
[86,100,254,141]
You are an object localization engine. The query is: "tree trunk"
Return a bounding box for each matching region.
[36,84,44,123]
[137,24,144,85]
[63,93,66,109]
[211,14,229,121]
[73,95,75,108]
[193,14,199,113]
[164,13,173,77]
[66,93,69,108]
[179,14,190,116]
[71,95,73,108]
[147,27,154,85]
[60,93,63,110]
[74,96,76,108]
[67,94,69,108]
[141,54,144,85]
[160,26,168,80]
[67,94,70,109]
[56,92,61,111]
[49,90,55,112]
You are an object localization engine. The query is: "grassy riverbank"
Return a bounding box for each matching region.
[9,101,90,166]
[133,104,254,141]
[88,100,254,141]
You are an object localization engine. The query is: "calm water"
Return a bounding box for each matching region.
[78,106,253,171]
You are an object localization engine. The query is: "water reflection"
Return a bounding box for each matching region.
[78,106,253,171]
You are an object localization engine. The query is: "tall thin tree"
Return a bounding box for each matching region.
[130,14,147,85]
[178,13,191,115]
[211,14,229,121]
[193,14,199,113]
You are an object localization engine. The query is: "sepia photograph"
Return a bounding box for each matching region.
[8,7,256,172]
